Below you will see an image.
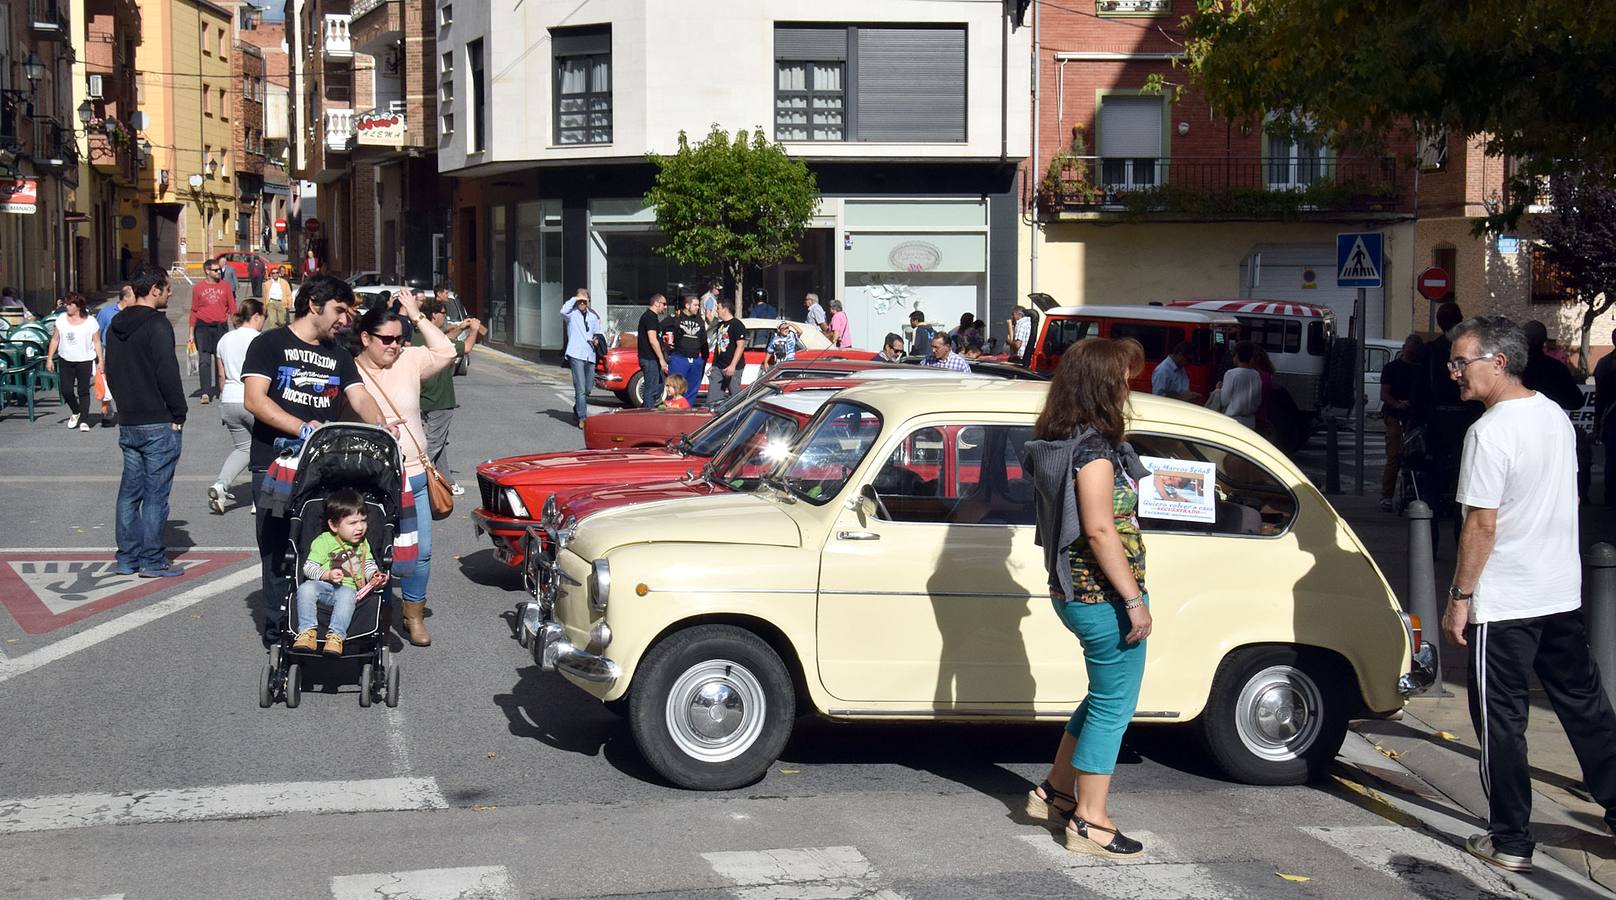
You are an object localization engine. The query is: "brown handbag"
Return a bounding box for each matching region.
[360,362,455,521]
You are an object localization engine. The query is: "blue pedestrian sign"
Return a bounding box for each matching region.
[1337,232,1383,288]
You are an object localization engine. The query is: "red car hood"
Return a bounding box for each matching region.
[554,477,727,521]
[479,447,693,489]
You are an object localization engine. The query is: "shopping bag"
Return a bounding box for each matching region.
[186,339,199,374]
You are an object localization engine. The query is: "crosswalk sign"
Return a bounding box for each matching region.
[1337,232,1383,288]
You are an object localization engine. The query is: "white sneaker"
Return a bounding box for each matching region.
[65,413,79,429]
[450,483,465,496]
[79,422,91,432]
[207,483,227,515]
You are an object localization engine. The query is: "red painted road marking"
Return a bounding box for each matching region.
[0,551,253,635]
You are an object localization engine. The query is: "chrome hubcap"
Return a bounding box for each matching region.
[1235,664,1323,761]
[665,659,765,763]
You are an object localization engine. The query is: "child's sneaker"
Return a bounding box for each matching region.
[323,633,345,656]
[291,628,318,653]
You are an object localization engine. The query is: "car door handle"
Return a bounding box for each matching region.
[837,530,880,541]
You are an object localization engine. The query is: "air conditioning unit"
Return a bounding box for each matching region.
[87,74,104,99]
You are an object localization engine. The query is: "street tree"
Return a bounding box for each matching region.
[1536,171,1616,370]
[1172,0,1616,228]
[645,126,819,307]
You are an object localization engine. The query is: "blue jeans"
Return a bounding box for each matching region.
[395,472,433,603]
[567,355,593,420]
[296,579,358,638]
[1053,597,1147,775]
[116,423,183,572]
[670,354,704,405]
[639,357,665,408]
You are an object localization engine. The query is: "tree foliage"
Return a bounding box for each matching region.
[1175,0,1616,227]
[1537,171,1616,367]
[645,126,819,303]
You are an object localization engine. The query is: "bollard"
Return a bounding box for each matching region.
[1406,500,1442,696]
[1584,543,1616,713]
[1325,416,1341,495]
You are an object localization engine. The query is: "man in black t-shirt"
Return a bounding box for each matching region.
[1379,335,1421,510]
[636,293,669,407]
[241,275,389,639]
[706,298,748,408]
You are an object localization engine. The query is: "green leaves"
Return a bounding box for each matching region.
[645,126,820,283]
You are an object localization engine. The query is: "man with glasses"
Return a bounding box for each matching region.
[190,260,237,404]
[1439,316,1616,876]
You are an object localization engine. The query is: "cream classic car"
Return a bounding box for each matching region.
[517,380,1435,790]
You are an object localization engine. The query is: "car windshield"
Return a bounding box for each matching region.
[766,401,883,505]
[710,408,805,490]
[687,386,780,457]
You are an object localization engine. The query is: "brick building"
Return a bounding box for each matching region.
[232,41,266,251]
[76,0,143,290]
[237,14,291,255]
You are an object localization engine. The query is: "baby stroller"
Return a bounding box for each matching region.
[258,424,405,709]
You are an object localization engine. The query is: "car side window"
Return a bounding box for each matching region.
[1126,433,1297,536]
[1041,318,1095,357]
[1365,347,1390,372]
[870,424,1035,526]
[1109,323,1173,360]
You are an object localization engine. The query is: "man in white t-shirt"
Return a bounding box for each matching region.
[1440,316,1616,875]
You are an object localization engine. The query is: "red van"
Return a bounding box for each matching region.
[1025,299,1240,398]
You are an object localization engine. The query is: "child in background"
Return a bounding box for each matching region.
[292,488,385,656]
[660,374,691,409]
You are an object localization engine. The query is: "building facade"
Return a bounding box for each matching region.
[238,14,291,255]
[437,0,1030,358]
[73,0,142,291]
[1026,1,1418,341]
[232,40,265,251]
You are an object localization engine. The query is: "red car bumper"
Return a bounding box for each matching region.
[471,507,542,568]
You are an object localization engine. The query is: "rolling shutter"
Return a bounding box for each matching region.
[552,26,610,57]
[1098,96,1162,158]
[775,26,848,61]
[854,26,966,142]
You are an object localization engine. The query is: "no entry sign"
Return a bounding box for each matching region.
[1417,266,1451,302]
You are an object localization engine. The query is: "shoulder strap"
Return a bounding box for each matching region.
[358,361,431,465]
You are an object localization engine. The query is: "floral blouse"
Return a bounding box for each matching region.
[1066,432,1146,604]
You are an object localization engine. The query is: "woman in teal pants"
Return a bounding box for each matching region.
[1025,339,1153,857]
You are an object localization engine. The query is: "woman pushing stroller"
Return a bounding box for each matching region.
[292,488,387,656]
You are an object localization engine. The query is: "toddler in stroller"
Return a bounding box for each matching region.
[292,488,388,656]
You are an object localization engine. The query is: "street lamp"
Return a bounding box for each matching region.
[204,157,218,177]
[22,53,45,91]
[76,99,93,126]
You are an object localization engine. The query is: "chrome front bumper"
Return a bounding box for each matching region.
[513,536,620,687]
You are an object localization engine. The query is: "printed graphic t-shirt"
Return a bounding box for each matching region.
[241,326,363,470]
[713,319,747,370]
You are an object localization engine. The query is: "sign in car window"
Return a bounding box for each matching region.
[1137,456,1217,523]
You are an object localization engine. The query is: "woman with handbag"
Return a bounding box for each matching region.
[1022,338,1153,858]
[352,288,457,646]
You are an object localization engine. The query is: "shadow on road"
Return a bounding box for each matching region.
[491,666,658,781]
[456,548,522,592]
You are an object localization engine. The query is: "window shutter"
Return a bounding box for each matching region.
[775,26,848,61]
[853,27,966,142]
[552,26,610,57]
[1098,96,1162,158]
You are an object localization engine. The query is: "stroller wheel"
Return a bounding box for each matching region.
[359,662,374,707]
[258,661,274,708]
[286,662,303,708]
[384,658,400,708]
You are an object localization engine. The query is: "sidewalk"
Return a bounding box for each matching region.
[1334,490,1616,891]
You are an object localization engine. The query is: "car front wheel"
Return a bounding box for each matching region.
[629,625,795,790]
[625,373,647,408]
[1199,646,1348,785]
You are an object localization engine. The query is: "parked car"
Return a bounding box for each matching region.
[1167,300,1336,415]
[1024,299,1240,398]
[595,317,870,408]
[517,380,1435,790]
[215,252,266,280]
[1362,338,1406,416]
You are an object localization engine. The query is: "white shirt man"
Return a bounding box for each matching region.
[1440,316,1616,876]
[804,293,826,330]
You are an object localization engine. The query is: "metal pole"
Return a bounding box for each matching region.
[1584,542,1616,712]
[1324,415,1340,494]
[1354,286,1367,495]
[1407,500,1441,696]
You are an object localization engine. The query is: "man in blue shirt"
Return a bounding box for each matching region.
[920,334,972,373]
[749,288,777,319]
[908,310,935,356]
[560,288,603,425]
[1151,341,1200,402]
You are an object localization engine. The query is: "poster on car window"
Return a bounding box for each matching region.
[1137,456,1217,523]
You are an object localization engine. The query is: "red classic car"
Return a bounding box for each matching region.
[474,380,853,568]
[594,317,870,407]
[214,251,267,279]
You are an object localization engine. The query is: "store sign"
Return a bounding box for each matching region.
[354,110,406,148]
[887,241,943,273]
[0,179,38,214]
[1096,0,1169,12]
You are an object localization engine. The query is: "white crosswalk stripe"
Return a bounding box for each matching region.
[1016,832,1239,899]
[703,846,910,900]
[329,866,516,900]
[1303,825,1526,898]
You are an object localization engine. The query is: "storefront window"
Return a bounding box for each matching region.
[486,205,509,343]
[843,230,986,352]
[514,200,563,349]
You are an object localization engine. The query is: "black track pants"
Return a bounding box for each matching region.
[1466,610,1616,856]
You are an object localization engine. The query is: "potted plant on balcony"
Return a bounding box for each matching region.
[1036,126,1102,213]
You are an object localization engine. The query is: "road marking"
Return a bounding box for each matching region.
[1016,833,1237,899]
[703,846,909,900]
[0,475,226,483]
[385,705,412,776]
[329,865,515,900]
[0,777,448,834]
[0,564,256,684]
[1302,825,1526,898]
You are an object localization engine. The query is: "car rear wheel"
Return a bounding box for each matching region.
[1199,646,1348,785]
[629,625,795,790]
[625,373,647,409]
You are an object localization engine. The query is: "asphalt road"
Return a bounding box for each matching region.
[0,283,1603,900]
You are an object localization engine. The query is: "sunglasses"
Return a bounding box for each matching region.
[368,333,405,345]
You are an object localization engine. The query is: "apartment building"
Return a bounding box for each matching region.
[237,11,291,253]
[73,0,142,290]
[437,0,1030,358]
[131,0,237,269]
[285,0,373,273]
[1027,1,1418,341]
[233,40,266,251]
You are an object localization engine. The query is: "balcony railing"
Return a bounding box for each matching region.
[322,15,353,59]
[1039,156,1402,218]
[324,109,354,152]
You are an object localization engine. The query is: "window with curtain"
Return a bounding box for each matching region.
[775,61,845,141]
[552,26,611,145]
[773,24,964,143]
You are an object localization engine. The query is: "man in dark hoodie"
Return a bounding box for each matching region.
[105,264,188,577]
